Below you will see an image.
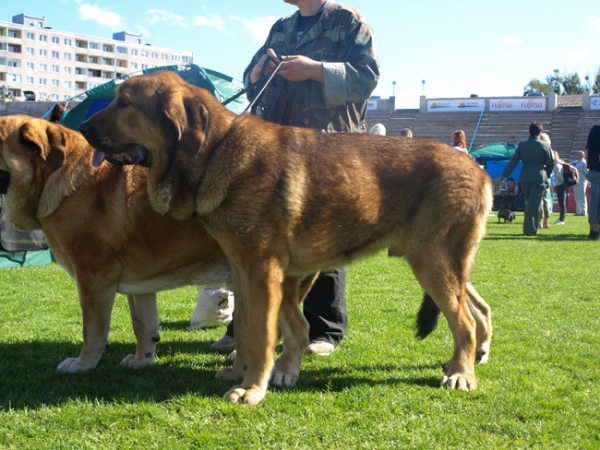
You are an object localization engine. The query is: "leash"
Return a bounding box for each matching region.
[221,60,285,115]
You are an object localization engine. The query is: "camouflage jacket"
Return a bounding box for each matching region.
[243,1,380,133]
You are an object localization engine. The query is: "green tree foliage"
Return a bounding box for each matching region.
[525,69,587,95]
[593,68,600,94]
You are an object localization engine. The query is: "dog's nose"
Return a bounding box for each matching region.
[80,121,90,136]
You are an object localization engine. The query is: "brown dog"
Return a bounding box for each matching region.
[0,115,230,372]
[80,70,493,405]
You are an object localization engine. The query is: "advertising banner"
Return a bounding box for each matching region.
[489,97,547,112]
[427,99,485,112]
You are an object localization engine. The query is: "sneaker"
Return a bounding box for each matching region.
[305,341,335,356]
[554,220,564,225]
[210,335,236,353]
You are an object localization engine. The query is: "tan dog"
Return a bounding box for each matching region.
[81,70,493,405]
[0,115,230,372]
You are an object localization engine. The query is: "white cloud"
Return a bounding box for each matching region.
[591,17,600,33]
[144,9,187,28]
[78,4,124,29]
[135,25,150,38]
[230,16,278,43]
[193,14,225,31]
[566,48,591,61]
[503,35,523,46]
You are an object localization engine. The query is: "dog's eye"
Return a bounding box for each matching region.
[117,97,130,108]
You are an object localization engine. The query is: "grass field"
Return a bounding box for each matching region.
[0,213,599,449]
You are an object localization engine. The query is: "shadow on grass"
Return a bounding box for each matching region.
[484,232,588,241]
[0,340,441,410]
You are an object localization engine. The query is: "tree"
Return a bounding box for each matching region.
[524,69,586,95]
[593,68,600,94]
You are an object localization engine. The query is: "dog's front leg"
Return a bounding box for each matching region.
[271,276,309,387]
[57,282,116,372]
[121,294,160,368]
[222,260,284,405]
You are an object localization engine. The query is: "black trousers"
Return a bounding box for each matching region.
[224,268,348,347]
[555,184,566,221]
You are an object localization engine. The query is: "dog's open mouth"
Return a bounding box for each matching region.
[92,145,149,167]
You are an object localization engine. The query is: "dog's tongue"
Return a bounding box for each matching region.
[91,149,106,167]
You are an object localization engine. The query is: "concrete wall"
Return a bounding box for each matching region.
[0,100,57,118]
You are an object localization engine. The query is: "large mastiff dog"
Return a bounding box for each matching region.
[81,70,493,405]
[0,115,230,371]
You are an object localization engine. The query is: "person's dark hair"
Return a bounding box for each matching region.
[507,177,515,183]
[48,103,66,123]
[400,128,413,138]
[529,121,543,137]
[452,129,467,148]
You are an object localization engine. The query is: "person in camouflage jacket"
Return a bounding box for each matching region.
[243,0,380,133]
[211,0,380,356]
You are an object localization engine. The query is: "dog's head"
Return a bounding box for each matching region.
[0,116,89,229]
[80,70,235,217]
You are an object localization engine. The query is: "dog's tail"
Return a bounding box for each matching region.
[415,292,442,339]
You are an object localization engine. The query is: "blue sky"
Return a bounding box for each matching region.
[7,0,600,108]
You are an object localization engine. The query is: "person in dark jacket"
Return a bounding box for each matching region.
[500,122,554,236]
[586,122,600,240]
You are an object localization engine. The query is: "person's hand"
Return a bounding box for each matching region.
[278,55,324,83]
[499,176,506,182]
[249,48,281,84]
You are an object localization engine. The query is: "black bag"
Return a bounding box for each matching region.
[561,163,579,188]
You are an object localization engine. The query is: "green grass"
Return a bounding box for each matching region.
[0,213,599,449]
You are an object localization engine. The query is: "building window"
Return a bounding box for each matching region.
[102,58,113,65]
[52,79,59,87]
[39,78,47,85]
[52,36,60,44]
[7,61,18,67]
[131,62,138,69]
[75,82,86,90]
[26,76,35,84]
[7,30,21,38]
[26,32,35,40]
[141,51,148,57]
[75,68,87,75]
[39,34,47,42]
[89,82,99,89]
[103,45,113,52]
[64,38,72,45]
[64,81,72,88]
[89,42,100,50]
[116,46,127,54]
[39,63,47,71]
[131,49,138,56]
[51,94,59,101]
[89,56,98,64]
[141,64,148,69]
[39,49,47,57]
[26,62,35,69]
[52,51,59,58]
[51,65,59,72]
[162,54,168,60]
[8,74,22,82]
[64,67,72,74]
[151,52,158,59]
[64,53,72,60]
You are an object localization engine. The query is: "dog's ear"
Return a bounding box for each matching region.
[20,121,66,170]
[160,91,206,158]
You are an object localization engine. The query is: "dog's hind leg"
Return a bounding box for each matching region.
[121,294,160,368]
[466,283,492,364]
[271,276,310,387]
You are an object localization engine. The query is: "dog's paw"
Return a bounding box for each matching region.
[441,371,477,391]
[215,366,245,381]
[57,357,96,373]
[270,368,299,387]
[121,353,155,368]
[223,385,266,405]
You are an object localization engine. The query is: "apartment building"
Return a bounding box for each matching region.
[0,13,194,101]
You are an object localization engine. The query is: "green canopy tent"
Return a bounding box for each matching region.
[60,64,248,130]
[470,142,522,180]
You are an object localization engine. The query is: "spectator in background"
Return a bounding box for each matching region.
[400,128,413,138]
[585,122,600,240]
[452,129,469,154]
[501,122,554,236]
[48,103,66,123]
[538,132,553,228]
[552,151,567,225]
[572,151,588,216]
